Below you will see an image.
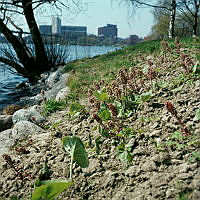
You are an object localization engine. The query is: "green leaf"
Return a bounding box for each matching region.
[94,92,109,102]
[171,131,183,140]
[194,108,200,121]
[32,180,73,200]
[69,102,85,113]
[63,136,89,168]
[99,109,111,121]
[140,92,153,102]
[117,150,133,165]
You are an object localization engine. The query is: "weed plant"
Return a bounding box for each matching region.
[43,100,66,116]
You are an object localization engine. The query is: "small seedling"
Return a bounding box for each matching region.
[62,136,89,179]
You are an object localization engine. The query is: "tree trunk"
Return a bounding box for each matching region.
[193,0,199,37]
[168,0,176,38]
[22,0,50,74]
[0,18,35,78]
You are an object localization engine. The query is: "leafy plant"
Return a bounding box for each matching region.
[162,131,200,150]
[63,136,89,179]
[31,180,73,200]
[165,101,192,135]
[116,143,133,166]
[43,100,66,116]
[68,102,86,117]
[188,151,200,163]
[194,108,200,121]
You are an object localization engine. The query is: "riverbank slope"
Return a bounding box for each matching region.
[0,38,200,200]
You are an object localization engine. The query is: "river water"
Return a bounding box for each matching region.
[0,45,119,110]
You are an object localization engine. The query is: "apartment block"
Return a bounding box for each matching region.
[98,24,118,38]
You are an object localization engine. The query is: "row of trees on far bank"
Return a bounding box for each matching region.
[127,0,200,39]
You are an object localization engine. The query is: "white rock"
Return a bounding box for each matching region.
[56,87,70,101]
[45,73,69,100]
[12,109,30,124]
[13,120,45,135]
[0,129,19,154]
[12,106,45,125]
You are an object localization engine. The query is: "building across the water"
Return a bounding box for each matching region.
[39,17,87,40]
[98,24,118,38]
[39,25,52,35]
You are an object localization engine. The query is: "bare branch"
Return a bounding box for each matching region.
[0,56,26,75]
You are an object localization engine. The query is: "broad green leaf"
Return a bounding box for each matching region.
[63,136,89,168]
[99,109,111,121]
[32,180,73,200]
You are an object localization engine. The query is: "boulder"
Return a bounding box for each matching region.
[20,93,43,106]
[45,73,69,100]
[12,109,30,124]
[46,67,64,88]
[0,115,13,131]
[12,106,45,125]
[56,87,70,101]
[0,129,20,154]
[13,120,44,135]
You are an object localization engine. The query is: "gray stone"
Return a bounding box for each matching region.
[45,73,69,100]
[46,67,64,88]
[0,115,13,131]
[20,94,43,106]
[12,109,30,124]
[29,105,45,124]
[0,128,26,154]
[0,129,16,154]
[12,106,45,125]
[56,87,70,101]
[13,121,44,135]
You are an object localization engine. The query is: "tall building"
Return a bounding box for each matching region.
[52,17,61,35]
[61,26,87,39]
[98,24,118,38]
[39,17,87,39]
[39,25,52,35]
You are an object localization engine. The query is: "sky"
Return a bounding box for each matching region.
[36,0,154,39]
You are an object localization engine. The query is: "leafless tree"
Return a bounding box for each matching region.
[0,0,84,82]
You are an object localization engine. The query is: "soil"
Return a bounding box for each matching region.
[0,41,200,200]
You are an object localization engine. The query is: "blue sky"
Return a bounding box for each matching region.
[37,0,154,38]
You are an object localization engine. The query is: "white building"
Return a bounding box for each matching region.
[52,17,61,35]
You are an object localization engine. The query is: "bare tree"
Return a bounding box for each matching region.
[124,0,177,38]
[0,0,83,82]
[178,0,200,36]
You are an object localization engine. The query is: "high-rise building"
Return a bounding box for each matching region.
[52,17,61,35]
[98,24,118,38]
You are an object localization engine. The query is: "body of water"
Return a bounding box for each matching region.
[0,45,119,110]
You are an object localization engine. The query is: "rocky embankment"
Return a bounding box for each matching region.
[0,40,200,200]
[0,66,69,155]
